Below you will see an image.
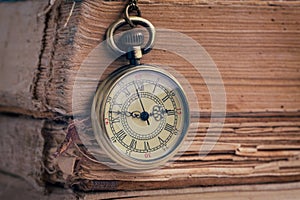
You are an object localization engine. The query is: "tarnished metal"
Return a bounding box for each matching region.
[106,16,156,55]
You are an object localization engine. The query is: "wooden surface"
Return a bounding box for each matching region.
[0,0,300,198]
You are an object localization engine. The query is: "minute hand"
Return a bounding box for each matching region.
[134,85,150,125]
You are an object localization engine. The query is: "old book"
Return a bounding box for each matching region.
[0,0,300,197]
[0,115,45,190]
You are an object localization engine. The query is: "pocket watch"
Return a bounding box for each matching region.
[91,1,190,171]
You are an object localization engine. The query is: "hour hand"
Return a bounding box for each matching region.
[128,111,141,118]
[109,110,141,118]
[128,111,151,121]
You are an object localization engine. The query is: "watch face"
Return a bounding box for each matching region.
[92,65,190,170]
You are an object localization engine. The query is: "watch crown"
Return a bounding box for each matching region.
[120,29,144,48]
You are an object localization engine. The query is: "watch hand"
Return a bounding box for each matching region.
[109,110,141,118]
[136,89,150,125]
[134,83,150,125]
[165,109,172,114]
[129,111,141,118]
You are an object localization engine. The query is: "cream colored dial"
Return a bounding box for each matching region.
[92,65,189,170]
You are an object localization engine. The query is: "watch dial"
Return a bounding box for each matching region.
[97,66,189,168]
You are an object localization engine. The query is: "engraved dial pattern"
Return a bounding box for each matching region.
[101,67,189,163]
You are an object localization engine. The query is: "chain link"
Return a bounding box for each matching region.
[124,0,141,27]
[128,0,138,5]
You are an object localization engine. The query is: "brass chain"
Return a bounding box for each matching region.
[124,0,141,27]
[129,0,138,5]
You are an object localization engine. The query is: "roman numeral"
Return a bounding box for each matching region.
[165,123,174,133]
[162,90,176,102]
[117,81,131,96]
[158,136,165,145]
[170,90,176,96]
[111,117,120,123]
[109,110,121,115]
[144,141,151,152]
[152,79,159,93]
[129,139,137,150]
[117,81,125,87]
[106,97,112,103]
[116,130,127,141]
[158,136,168,151]
[111,136,117,143]
[162,95,169,102]
[166,110,175,116]
[113,102,122,108]
[122,88,131,97]
[136,81,144,91]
